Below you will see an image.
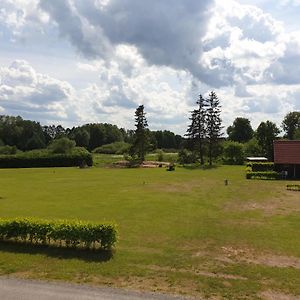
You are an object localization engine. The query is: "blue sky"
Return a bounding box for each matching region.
[0,0,300,134]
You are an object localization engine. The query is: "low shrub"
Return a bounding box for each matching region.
[0,218,117,250]
[246,171,279,180]
[246,162,274,172]
[92,142,131,155]
[0,148,92,168]
[287,184,300,191]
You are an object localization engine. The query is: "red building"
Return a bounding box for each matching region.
[274,140,300,178]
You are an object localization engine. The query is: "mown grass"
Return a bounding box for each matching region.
[0,164,299,299]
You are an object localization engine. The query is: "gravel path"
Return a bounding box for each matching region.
[0,277,196,300]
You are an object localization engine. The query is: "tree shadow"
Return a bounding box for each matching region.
[0,241,114,262]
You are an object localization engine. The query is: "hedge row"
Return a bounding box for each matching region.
[246,171,279,180]
[0,151,92,168]
[287,184,300,191]
[0,218,117,250]
[246,162,274,172]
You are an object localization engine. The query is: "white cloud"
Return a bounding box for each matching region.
[0,60,77,124]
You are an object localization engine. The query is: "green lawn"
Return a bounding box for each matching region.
[0,165,299,299]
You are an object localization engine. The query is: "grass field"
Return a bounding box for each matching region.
[0,165,299,299]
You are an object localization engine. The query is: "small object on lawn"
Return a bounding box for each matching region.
[167,164,175,171]
[224,179,228,186]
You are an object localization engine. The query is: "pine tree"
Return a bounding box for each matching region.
[186,94,207,165]
[132,105,149,162]
[206,91,223,166]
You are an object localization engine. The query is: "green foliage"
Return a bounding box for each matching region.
[286,184,300,191]
[246,171,279,180]
[206,91,223,165]
[156,149,165,162]
[178,149,197,164]
[131,105,150,162]
[92,142,131,155]
[153,130,183,149]
[256,121,280,160]
[227,117,253,143]
[281,111,300,140]
[0,218,117,250]
[0,148,92,168]
[244,138,262,157]
[0,145,18,155]
[48,137,76,154]
[186,94,207,165]
[223,141,244,165]
[0,115,46,151]
[247,162,274,172]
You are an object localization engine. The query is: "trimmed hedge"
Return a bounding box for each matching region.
[246,171,279,180]
[246,162,274,172]
[287,184,300,191]
[0,149,92,168]
[0,218,117,250]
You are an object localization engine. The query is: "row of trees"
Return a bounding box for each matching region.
[0,115,183,153]
[130,94,300,165]
[0,102,299,164]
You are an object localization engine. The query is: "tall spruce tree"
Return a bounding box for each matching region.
[206,91,223,166]
[132,105,149,162]
[186,94,207,165]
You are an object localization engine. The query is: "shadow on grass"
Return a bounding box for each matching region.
[181,164,220,170]
[0,241,114,262]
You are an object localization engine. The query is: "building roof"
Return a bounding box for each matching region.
[274,140,300,164]
[246,157,268,161]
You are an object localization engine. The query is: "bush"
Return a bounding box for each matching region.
[0,145,18,155]
[48,137,76,154]
[247,162,274,172]
[0,148,92,168]
[156,149,164,162]
[92,142,131,155]
[287,184,300,191]
[0,218,117,250]
[223,141,244,165]
[246,171,279,180]
[178,149,197,164]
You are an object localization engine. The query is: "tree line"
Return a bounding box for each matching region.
[129,95,300,165]
[0,100,299,164]
[0,115,183,154]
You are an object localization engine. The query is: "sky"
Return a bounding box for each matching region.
[0,0,300,135]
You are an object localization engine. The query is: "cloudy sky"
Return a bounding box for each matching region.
[0,0,300,134]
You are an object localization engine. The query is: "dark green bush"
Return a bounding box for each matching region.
[223,141,244,165]
[246,171,279,180]
[0,148,92,168]
[0,218,117,250]
[286,184,300,191]
[246,162,274,172]
[48,137,76,154]
[92,142,131,155]
[178,149,197,164]
[0,145,18,155]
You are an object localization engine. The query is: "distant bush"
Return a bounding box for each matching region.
[0,147,92,168]
[48,137,76,154]
[246,171,279,180]
[0,145,18,155]
[156,149,164,162]
[178,149,197,164]
[0,218,117,250]
[247,162,274,172]
[92,142,131,155]
[223,141,244,165]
